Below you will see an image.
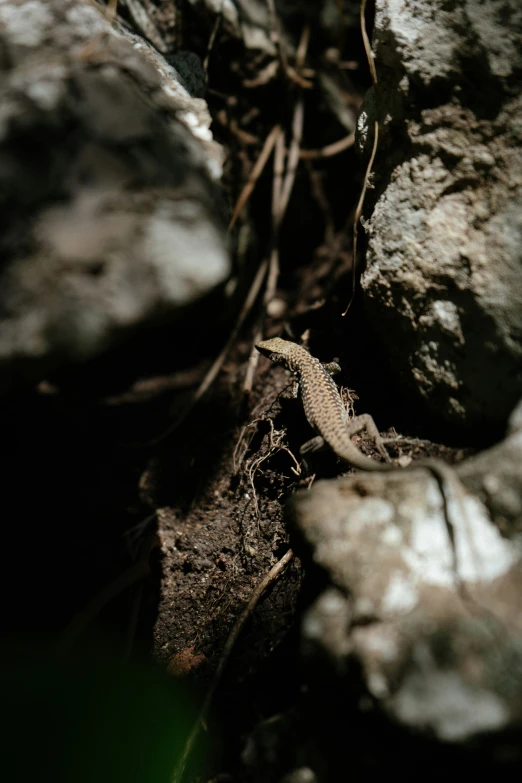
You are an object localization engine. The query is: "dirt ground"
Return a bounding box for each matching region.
[1,308,473,783]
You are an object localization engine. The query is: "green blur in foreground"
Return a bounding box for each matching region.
[1,646,198,783]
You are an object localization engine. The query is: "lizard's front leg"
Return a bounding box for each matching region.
[322,361,342,377]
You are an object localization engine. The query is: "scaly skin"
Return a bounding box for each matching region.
[256,337,388,471]
[256,337,467,546]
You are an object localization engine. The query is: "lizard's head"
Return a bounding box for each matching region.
[255,337,294,365]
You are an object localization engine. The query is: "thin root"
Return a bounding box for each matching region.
[244,418,300,517]
[342,0,378,317]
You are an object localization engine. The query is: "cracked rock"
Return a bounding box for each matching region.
[0,0,229,393]
[288,403,522,743]
[358,0,522,433]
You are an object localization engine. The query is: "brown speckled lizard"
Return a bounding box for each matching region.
[256,337,464,480]
[256,336,469,555]
[256,336,393,471]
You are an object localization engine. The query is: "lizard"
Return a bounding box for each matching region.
[256,336,393,471]
[255,336,469,544]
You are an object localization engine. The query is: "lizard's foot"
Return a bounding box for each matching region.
[299,435,326,475]
[322,361,342,377]
[345,413,393,464]
[300,435,326,454]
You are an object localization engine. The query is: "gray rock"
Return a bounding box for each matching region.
[358,0,522,432]
[280,767,317,783]
[289,412,522,741]
[0,0,229,392]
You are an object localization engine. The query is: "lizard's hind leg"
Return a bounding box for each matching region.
[300,435,326,455]
[299,435,328,475]
[345,414,393,464]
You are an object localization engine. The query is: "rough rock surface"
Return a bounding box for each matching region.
[0,0,229,392]
[287,402,522,745]
[358,0,522,433]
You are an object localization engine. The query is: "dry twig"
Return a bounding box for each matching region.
[278,96,304,220]
[298,132,355,160]
[244,417,301,516]
[243,323,264,396]
[242,94,304,394]
[203,4,223,72]
[340,386,358,420]
[266,0,313,88]
[243,21,310,395]
[228,124,282,230]
[233,381,295,472]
